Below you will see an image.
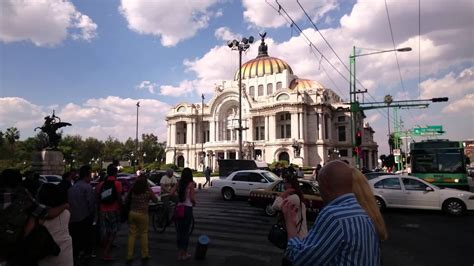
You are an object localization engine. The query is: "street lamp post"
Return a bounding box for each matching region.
[349,46,411,168]
[228,35,254,159]
[201,94,205,170]
[135,101,140,172]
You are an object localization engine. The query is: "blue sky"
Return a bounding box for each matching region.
[0,0,473,155]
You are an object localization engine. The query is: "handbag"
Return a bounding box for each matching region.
[268,201,303,250]
[23,219,61,260]
[175,205,185,219]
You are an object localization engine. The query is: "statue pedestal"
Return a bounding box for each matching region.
[31,150,65,175]
[292,157,304,167]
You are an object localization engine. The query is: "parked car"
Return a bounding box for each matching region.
[146,170,180,185]
[248,179,323,216]
[39,174,62,185]
[116,174,161,199]
[364,172,397,180]
[369,175,474,216]
[210,170,279,200]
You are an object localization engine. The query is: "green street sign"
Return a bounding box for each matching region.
[412,125,444,136]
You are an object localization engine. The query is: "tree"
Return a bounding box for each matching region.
[5,127,20,150]
[78,137,104,164]
[58,135,83,166]
[103,136,124,161]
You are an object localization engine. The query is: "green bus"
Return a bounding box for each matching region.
[410,139,468,190]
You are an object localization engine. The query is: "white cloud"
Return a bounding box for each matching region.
[442,94,474,114]
[119,0,220,47]
[0,97,170,142]
[420,67,474,99]
[0,0,97,47]
[366,113,381,124]
[214,27,241,42]
[242,0,338,28]
[160,80,195,97]
[0,97,46,132]
[136,81,158,94]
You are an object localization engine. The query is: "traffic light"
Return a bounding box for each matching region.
[353,146,360,156]
[356,131,362,146]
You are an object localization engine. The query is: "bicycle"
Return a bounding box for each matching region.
[150,195,195,234]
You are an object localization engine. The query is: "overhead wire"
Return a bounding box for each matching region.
[290,0,398,125]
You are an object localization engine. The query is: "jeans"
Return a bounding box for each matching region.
[69,216,94,258]
[127,211,149,259]
[176,206,193,251]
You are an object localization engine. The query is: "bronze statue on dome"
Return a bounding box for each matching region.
[257,32,268,57]
[35,110,71,150]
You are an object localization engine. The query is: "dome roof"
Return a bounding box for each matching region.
[233,56,293,81]
[289,78,324,91]
[233,32,293,81]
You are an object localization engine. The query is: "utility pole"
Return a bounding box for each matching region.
[135,101,140,172]
[201,94,205,170]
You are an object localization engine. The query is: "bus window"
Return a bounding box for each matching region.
[413,153,437,173]
[438,153,464,173]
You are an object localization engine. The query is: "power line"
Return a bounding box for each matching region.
[290,0,399,125]
[384,0,406,92]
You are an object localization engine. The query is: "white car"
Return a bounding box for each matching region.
[369,175,474,216]
[39,174,62,185]
[210,170,280,200]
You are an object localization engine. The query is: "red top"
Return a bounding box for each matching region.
[96,176,123,212]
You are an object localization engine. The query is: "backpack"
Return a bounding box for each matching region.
[0,189,32,258]
[100,180,118,204]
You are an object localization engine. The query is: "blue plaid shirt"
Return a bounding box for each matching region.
[285,193,380,266]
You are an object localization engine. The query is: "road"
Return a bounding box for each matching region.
[89,188,474,266]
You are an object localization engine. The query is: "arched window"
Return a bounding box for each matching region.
[177,106,186,112]
[249,86,255,97]
[276,93,289,101]
[278,152,289,163]
[267,83,273,95]
[177,155,185,167]
[276,82,282,90]
[258,85,264,96]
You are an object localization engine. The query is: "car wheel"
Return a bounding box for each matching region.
[264,204,277,217]
[443,199,466,216]
[375,197,386,211]
[222,188,234,201]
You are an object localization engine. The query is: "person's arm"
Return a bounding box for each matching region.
[189,183,196,207]
[149,188,158,203]
[46,203,69,219]
[170,181,178,196]
[282,206,344,266]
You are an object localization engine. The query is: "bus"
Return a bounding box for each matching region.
[410,139,468,190]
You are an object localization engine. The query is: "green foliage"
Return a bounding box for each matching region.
[0,125,167,172]
[161,163,177,170]
[269,160,289,169]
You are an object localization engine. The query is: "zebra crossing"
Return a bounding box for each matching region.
[151,190,284,265]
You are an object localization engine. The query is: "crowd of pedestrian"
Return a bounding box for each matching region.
[0,163,197,265]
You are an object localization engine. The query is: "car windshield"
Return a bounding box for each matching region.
[46,176,61,182]
[262,171,279,182]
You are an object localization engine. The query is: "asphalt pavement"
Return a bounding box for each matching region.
[87,187,474,266]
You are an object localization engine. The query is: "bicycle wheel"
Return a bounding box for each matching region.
[153,207,168,233]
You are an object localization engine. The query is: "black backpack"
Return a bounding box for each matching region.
[0,189,32,258]
[100,180,118,204]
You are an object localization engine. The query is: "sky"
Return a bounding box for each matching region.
[0,0,473,155]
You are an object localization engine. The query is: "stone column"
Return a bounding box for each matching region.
[299,111,304,140]
[318,114,323,140]
[210,120,215,142]
[248,117,253,141]
[186,122,192,145]
[269,115,276,141]
[291,113,298,139]
[170,123,176,146]
[265,116,269,141]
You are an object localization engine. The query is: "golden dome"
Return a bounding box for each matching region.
[233,33,293,80]
[289,78,324,91]
[234,56,293,81]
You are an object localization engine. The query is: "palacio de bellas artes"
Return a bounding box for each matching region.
[165,35,378,171]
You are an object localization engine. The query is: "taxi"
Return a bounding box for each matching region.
[248,179,324,216]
